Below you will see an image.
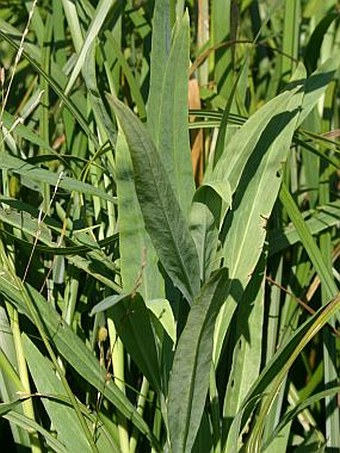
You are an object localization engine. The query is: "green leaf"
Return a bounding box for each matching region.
[0,273,159,450]
[167,268,229,453]
[264,386,340,450]
[107,293,161,393]
[304,13,339,73]
[64,0,114,95]
[269,201,340,255]
[3,410,67,453]
[0,153,114,203]
[23,334,98,452]
[155,12,195,216]
[0,399,26,416]
[147,0,170,138]
[189,201,219,283]
[145,298,176,344]
[214,83,304,363]
[225,293,340,453]
[222,257,265,435]
[298,58,338,126]
[115,128,163,299]
[108,95,200,304]
[279,183,338,301]
[246,294,340,452]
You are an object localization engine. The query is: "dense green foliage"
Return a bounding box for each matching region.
[0,1,339,452]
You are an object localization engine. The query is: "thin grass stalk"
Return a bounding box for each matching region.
[130,376,150,453]
[0,249,99,451]
[5,302,41,452]
[107,317,130,452]
[319,81,340,449]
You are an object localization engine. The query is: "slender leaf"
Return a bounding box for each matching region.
[167,268,229,453]
[108,96,200,304]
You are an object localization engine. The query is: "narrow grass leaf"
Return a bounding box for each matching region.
[156,12,195,216]
[0,153,114,203]
[225,294,340,452]
[1,111,56,153]
[167,268,229,453]
[23,334,94,452]
[264,386,340,450]
[0,274,159,450]
[108,96,200,303]
[246,294,340,452]
[279,183,338,301]
[0,28,97,147]
[64,0,114,96]
[269,200,340,255]
[3,411,67,453]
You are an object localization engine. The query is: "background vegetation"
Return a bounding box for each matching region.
[0,0,339,451]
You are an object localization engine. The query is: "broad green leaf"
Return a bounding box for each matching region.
[211,87,302,194]
[222,257,265,434]
[147,0,170,134]
[106,293,161,393]
[167,268,229,453]
[116,128,163,299]
[91,294,127,316]
[189,201,219,282]
[155,12,195,216]
[92,295,176,346]
[214,83,305,363]
[298,58,338,126]
[304,13,339,73]
[108,96,200,304]
[0,153,114,203]
[145,298,176,344]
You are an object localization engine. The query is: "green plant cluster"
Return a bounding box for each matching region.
[0,1,339,452]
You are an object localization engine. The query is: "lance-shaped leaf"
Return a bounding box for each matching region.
[167,268,229,453]
[108,96,200,304]
[116,128,164,299]
[156,12,195,217]
[213,82,305,364]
